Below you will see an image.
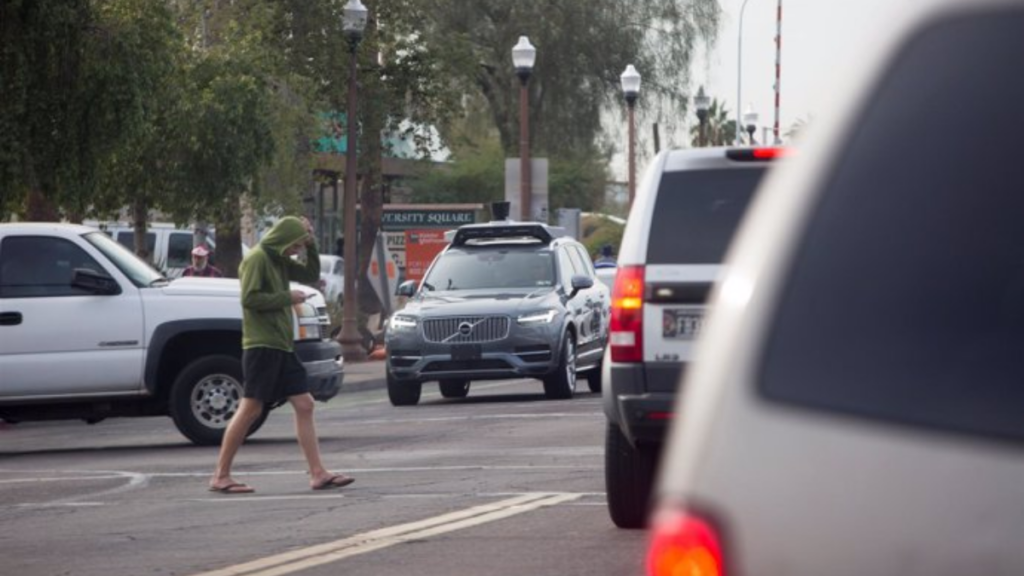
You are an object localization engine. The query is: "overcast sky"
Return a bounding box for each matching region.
[610,0,893,180]
[699,0,892,138]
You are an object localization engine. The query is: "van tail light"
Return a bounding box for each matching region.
[647,508,726,576]
[610,265,645,362]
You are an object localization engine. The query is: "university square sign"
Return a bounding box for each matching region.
[381,207,478,231]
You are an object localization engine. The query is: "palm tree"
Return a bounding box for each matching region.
[690,98,737,147]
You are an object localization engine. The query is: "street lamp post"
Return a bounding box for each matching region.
[338,0,368,361]
[695,85,711,147]
[512,36,536,221]
[737,0,754,144]
[743,105,759,145]
[620,65,641,207]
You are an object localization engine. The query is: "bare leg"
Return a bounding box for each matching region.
[289,393,352,488]
[210,398,264,491]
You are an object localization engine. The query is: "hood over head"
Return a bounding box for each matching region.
[260,216,308,258]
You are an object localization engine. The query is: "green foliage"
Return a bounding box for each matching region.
[414,0,722,157]
[409,140,506,205]
[690,97,737,147]
[581,214,624,260]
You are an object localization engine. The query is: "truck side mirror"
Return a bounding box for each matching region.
[397,280,418,298]
[71,268,121,295]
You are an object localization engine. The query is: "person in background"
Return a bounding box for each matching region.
[594,244,617,269]
[208,216,354,494]
[182,245,223,278]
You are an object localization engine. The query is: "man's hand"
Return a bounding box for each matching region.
[301,216,315,246]
[290,289,308,304]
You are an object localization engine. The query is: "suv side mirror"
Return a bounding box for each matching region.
[397,280,418,298]
[71,268,121,295]
[569,274,594,299]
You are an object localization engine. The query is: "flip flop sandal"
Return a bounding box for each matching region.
[208,482,255,494]
[311,475,355,490]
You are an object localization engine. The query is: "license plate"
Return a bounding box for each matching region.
[451,344,482,361]
[663,309,704,339]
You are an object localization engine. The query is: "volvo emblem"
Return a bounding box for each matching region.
[458,322,473,336]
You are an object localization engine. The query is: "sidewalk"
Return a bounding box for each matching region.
[340,357,387,393]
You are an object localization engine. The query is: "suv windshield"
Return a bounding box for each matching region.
[423,249,555,291]
[646,167,767,264]
[83,231,167,287]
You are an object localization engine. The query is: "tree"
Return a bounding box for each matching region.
[0,0,181,223]
[689,98,736,147]
[414,1,722,158]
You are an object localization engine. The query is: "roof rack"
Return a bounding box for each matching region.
[445,221,567,246]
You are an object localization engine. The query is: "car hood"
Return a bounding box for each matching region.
[402,288,560,317]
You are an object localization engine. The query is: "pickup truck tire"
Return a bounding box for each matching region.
[605,422,656,529]
[169,355,266,446]
[439,379,470,398]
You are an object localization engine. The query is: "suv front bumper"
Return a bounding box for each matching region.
[295,339,344,401]
[386,325,562,383]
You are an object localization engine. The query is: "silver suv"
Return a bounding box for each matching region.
[603,147,784,528]
[385,221,609,406]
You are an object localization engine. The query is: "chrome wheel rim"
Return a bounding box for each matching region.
[191,373,243,429]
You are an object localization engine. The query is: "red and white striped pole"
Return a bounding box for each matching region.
[773,0,783,144]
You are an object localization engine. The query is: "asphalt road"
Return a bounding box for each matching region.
[0,377,647,576]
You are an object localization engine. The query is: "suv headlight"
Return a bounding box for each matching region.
[517,309,557,325]
[390,314,418,331]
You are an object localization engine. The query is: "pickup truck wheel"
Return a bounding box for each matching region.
[439,379,471,398]
[169,355,264,446]
[543,333,576,400]
[387,370,421,406]
[605,422,656,529]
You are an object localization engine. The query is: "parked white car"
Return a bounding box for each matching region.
[319,254,344,305]
[647,1,1024,575]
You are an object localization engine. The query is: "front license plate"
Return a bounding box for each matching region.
[663,309,704,339]
[451,344,482,361]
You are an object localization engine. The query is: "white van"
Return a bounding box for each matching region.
[90,222,213,278]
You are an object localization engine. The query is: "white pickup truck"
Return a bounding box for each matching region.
[0,223,344,445]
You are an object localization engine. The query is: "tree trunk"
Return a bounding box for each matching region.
[25,189,59,222]
[214,196,244,279]
[357,7,385,328]
[131,197,151,266]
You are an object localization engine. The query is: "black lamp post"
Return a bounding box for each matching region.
[620,64,640,207]
[695,85,711,147]
[338,0,368,361]
[512,36,536,221]
[743,105,759,146]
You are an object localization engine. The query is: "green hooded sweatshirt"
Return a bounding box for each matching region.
[239,216,321,351]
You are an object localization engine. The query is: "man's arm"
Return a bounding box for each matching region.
[241,256,292,310]
[286,241,321,284]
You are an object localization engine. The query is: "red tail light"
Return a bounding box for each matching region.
[726,147,791,161]
[610,265,645,362]
[647,509,725,576]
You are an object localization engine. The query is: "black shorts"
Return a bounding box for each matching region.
[242,347,309,403]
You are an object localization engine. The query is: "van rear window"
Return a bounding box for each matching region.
[645,168,765,265]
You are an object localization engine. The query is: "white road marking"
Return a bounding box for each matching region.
[188,492,581,576]
[8,470,149,508]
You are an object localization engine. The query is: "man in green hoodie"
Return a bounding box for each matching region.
[209,216,355,494]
